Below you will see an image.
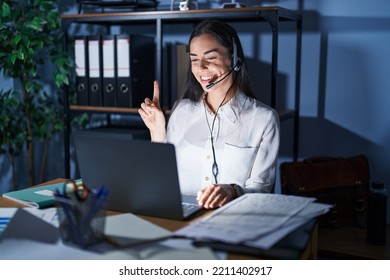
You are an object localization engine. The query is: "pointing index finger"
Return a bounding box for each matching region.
[152,80,160,104]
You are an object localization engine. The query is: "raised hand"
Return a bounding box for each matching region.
[138,80,167,142]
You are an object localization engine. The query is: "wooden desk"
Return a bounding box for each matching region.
[1,178,318,260]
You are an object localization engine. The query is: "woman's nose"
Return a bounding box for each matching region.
[200,59,209,69]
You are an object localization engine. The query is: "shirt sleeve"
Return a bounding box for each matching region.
[166,102,185,145]
[242,108,280,193]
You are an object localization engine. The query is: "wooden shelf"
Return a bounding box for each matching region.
[78,0,158,9]
[70,105,296,119]
[70,105,140,114]
[61,6,301,24]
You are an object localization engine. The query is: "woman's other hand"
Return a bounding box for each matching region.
[196,184,236,209]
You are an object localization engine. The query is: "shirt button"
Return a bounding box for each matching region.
[205,177,209,181]
[206,155,211,159]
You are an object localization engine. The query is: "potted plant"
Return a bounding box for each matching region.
[0,0,72,188]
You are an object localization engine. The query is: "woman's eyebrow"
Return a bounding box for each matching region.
[189,48,220,57]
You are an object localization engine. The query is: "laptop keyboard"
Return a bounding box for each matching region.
[182,202,199,217]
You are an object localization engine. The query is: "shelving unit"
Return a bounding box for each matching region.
[76,0,159,14]
[61,6,302,178]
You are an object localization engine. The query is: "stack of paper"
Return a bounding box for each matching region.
[176,193,332,250]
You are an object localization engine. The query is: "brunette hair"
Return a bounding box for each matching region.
[176,19,255,104]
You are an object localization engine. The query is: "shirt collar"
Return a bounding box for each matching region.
[192,91,248,124]
[222,91,248,124]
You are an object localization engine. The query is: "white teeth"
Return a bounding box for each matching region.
[201,76,213,81]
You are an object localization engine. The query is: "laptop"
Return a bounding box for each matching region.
[73,130,203,220]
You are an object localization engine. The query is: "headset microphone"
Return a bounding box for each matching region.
[206,69,233,90]
[206,37,242,90]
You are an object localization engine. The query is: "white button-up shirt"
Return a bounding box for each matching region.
[167,91,280,195]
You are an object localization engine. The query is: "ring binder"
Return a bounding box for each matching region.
[74,36,88,105]
[72,34,155,108]
[87,35,102,106]
[115,34,155,108]
[115,34,131,107]
[102,34,116,107]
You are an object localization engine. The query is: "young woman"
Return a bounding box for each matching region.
[139,20,280,209]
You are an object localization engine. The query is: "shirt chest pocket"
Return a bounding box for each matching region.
[221,143,259,185]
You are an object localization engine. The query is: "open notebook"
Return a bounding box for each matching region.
[74,131,203,220]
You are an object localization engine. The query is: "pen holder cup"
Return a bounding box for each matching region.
[54,194,107,248]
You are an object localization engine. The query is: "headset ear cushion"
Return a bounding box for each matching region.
[232,37,241,71]
[233,57,242,71]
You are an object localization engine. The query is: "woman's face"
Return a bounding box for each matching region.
[189,34,232,91]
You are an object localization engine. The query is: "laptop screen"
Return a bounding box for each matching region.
[74,130,198,220]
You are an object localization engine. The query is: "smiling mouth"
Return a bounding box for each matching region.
[201,75,217,84]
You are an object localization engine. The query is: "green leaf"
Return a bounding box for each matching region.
[21,35,30,48]
[30,65,38,77]
[1,2,11,17]
[26,17,46,32]
[25,80,33,93]
[4,97,20,109]
[12,34,22,45]
[55,57,68,67]
[17,50,25,60]
[54,122,64,131]
[41,1,56,12]
[34,0,43,6]
[10,53,18,64]
[55,72,69,87]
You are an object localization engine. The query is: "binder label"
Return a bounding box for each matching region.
[75,39,86,77]
[117,38,130,77]
[103,39,115,78]
[88,40,100,78]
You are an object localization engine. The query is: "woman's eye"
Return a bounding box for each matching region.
[206,57,216,61]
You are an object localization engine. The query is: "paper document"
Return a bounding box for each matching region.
[104,213,173,246]
[0,208,60,244]
[245,202,332,249]
[176,193,331,248]
[0,207,59,238]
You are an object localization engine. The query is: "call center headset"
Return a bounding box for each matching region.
[205,37,242,184]
[232,37,243,72]
[206,37,242,90]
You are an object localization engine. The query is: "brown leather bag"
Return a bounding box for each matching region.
[280,155,370,228]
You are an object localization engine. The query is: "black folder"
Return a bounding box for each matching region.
[115,34,131,107]
[74,36,88,105]
[115,34,155,108]
[129,35,155,108]
[87,35,102,106]
[102,34,116,107]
